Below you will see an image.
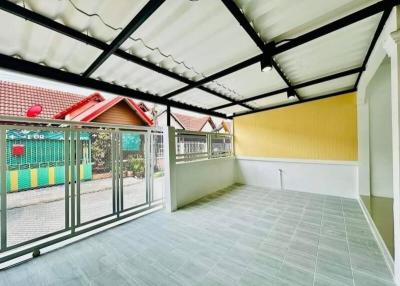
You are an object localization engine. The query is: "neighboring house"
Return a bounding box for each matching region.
[155,110,233,157]
[0,81,153,192]
[156,110,216,132]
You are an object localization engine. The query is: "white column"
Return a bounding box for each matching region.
[163,126,177,212]
[385,28,400,284]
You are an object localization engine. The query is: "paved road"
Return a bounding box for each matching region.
[5,176,164,246]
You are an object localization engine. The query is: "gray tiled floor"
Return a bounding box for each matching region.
[0,184,395,285]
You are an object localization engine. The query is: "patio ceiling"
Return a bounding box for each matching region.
[0,0,397,118]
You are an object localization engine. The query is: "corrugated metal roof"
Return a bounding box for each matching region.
[274,14,381,84]
[172,88,231,109]
[233,0,379,43]
[214,63,288,100]
[0,0,386,116]
[247,92,297,109]
[297,74,358,99]
[91,55,185,96]
[0,9,102,74]
[217,105,251,116]
[125,0,260,78]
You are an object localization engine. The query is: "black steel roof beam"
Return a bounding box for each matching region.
[163,0,393,101]
[0,1,251,112]
[274,0,397,55]
[354,5,393,88]
[220,0,300,101]
[162,55,261,99]
[82,0,165,77]
[209,66,363,111]
[230,87,357,118]
[0,53,227,118]
[221,0,265,50]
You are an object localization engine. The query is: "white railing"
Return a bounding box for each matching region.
[175,130,233,163]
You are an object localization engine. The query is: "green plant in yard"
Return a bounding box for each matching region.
[130,156,145,178]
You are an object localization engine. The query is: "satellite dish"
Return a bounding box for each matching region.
[26,104,43,118]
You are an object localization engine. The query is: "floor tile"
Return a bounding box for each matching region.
[0,185,395,286]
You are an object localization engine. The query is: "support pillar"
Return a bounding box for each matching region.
[163,126,177,212]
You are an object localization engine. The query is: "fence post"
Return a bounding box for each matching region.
[0,127,7,251]
[163,126,177,212]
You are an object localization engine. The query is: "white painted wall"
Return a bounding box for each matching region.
[367,58,394,198]
[235,156,358,198]
[175,157,235,208]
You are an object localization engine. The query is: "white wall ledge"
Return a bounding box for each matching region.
[176,156,234,165]
[236,156,358,166]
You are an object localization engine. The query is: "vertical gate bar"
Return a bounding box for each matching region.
[116,131,120,216]
[76,130,81,226]
[64,129,70,230]
[119,132,123,212]
[145,130,151,205]
[149,132,155,204]
[70,130,76,234]
[112,131,116,215]
[0,127,7,250]
[207,134,211,159]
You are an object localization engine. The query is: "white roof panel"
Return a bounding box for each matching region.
[217,105,251,116]
[297,74,357,99]
[172,89,231,109]
[247,92,297,109]
[91,55,185,96]
[124,0,260,79]
[0,10,102,74]
[208,63,288,100]
[11,0,149,43]
[234,0,379,43]
[274,14,381,84]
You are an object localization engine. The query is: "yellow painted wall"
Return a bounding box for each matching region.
[234,92,357,161]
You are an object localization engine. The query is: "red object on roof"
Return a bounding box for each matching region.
[26,104,43,117]
[173,113,215,131]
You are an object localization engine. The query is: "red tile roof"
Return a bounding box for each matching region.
[0,81,84,119]
[173,113,215,131]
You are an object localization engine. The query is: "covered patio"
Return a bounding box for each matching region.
[0,0,399,285]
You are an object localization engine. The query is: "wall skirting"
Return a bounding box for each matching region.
[235,156,358,198]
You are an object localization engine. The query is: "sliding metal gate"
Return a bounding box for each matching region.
[0,116,165,263]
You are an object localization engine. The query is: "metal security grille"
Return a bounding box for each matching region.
[175,130,233,162]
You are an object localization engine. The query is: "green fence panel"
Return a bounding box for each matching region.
[55,166,65,184]
[83,164,92,180]
[38,167,49,187]
[18,169,31,190]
